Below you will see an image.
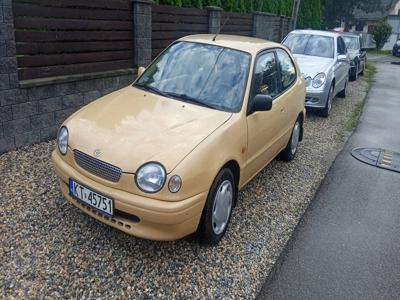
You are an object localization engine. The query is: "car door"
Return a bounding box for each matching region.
[245,50,288,179]
[275,48,298,134]
[334,37,347,94]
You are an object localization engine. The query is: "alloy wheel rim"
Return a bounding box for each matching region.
[291,121,301,155]
[212,180,233,235]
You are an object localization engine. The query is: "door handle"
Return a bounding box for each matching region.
[280,107,286,113]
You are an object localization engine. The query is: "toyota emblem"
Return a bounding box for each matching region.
[93,149,102,158]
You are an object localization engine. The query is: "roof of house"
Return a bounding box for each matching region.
[353,0,399,21]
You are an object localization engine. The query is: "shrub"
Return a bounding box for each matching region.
[372,22,392,50]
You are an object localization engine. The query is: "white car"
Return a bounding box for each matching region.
[283,30,350,117]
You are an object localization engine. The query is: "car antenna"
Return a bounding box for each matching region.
[212,16,230,42]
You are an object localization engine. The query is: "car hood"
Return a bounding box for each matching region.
[293,54,334,78]
[65,86,232,173]
[347,50,359,60]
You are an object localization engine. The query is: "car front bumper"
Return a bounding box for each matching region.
[304,88,330,109]
[52,150,207,241]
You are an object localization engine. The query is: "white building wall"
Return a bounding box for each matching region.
[389,1,400,15]
[383,15,400,50]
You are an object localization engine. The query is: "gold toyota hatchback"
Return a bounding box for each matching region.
[52,35,305,245]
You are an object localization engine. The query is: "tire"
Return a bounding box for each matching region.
[198,168,235,245]
[360,61,365,76]
[350,63,358,81]
[319,83,334,118]
[337,77,347,98]
[280,117,302,161]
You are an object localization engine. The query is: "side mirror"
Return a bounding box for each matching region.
[338,54,347,62]
[251,94,273,113]
[137,66,146,77]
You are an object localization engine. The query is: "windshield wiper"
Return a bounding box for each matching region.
[134,83,170,98]
[165,92,216,109]
[135,84,217,109]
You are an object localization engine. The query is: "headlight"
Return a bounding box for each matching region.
[312,73,326,88]
[305,76,312,87]
[57,126,68,155]
[135,162,166,193]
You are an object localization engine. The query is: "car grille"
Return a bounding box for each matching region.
[73,150,122,183]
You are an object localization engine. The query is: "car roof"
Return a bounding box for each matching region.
[178,34,283,55]
[339,32,361,38]
[288,29,339,38]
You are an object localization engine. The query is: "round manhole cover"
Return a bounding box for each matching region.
[351,148,400,173]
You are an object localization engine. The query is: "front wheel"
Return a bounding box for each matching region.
[337,77,347,98]
[350,63,359,81]
[197,168,235,245]
[319,83,334,118]
[280,118,302,161]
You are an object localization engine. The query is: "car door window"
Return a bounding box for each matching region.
[276,49,296,90]
[337,37,346,55]
[251,52,279,100]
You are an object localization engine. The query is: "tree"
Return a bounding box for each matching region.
[321,0,388,29]
[298,0,321,29]
[373,22,392,50]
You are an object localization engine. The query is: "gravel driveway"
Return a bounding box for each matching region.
[1,79,368,299]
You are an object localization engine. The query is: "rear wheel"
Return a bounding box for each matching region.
[280,118,302,161]
[198,168,235,245]
[360,61,365,76]
[319,83,334,118]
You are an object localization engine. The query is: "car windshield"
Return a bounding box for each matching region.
[342,36,360,50]
[134,41,251,112]
[283,34,334,58]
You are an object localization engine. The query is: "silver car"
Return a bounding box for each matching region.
[283,30,350,117]
[341,33,367,81]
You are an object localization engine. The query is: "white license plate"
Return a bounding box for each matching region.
[69,178,114,216]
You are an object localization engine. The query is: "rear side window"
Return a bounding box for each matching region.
[276,49,296,90]
[251,52,280,100]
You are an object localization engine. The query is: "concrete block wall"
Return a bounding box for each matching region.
[0,0,134,154]
[0,0,292,154]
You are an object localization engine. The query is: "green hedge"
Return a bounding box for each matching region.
[155,0,321,29]
[297,0,321,29]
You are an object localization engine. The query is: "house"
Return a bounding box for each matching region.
[349,0,400,49]
[386,7,400,49]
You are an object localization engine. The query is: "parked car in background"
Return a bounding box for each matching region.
[52,35,306,245]
[393,39,400,57]
[341,32,367,81]
[283,30,350,117]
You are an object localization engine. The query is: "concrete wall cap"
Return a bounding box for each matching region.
[253,11,275,16]
[131,0,154,4]
[205,6,223,11]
